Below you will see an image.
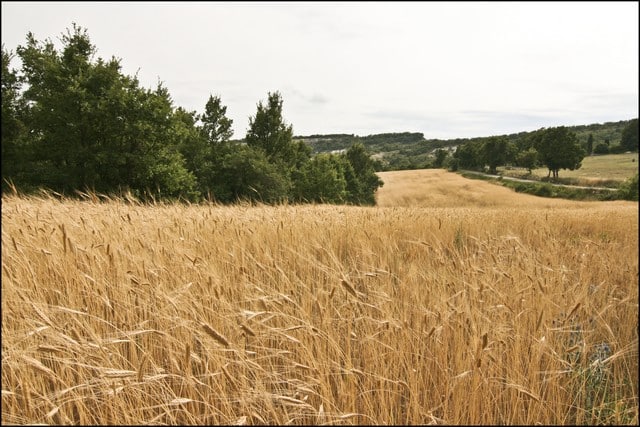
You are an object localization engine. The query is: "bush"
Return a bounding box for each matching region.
[534,183,553,197]
[618,173,639,201]
[593,143,610,154]
[445,157,459,171]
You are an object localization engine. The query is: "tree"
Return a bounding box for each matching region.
[433,149,449,168]
[200,94,233,146]
[177,95,235,199]
[516,148,538,174]
[344,142,384,205]
[586,133,594,155]
[618,173,638,201]
[453,142,482,170]
[293,153,348,204]
[1,46,28,191]
[216,145,290,204]
[12,24,197,199]
[245,91,295,166]
[532,126,585,179]
[593,142,609,155]
[479,136,512,174]
[620,118,638,152]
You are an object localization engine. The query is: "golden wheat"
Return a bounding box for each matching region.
[2,171,638,424]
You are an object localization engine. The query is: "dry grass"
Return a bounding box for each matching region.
[498,152,639,185]
[2,172,638,425]
[375,169,609,208]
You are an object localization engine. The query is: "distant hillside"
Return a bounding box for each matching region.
[293,118,637,171]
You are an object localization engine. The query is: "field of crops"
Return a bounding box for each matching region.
[2,169,638,425]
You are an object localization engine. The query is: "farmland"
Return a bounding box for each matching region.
[2,169,638,425]
[498,152,639,186]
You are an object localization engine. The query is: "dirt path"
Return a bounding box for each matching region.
[459,170,619,191]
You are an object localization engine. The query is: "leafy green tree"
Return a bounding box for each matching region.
[532,126,585,179]
[479,136,512,174]
[173,107,208,184]
[444,156,459,171]
[245,91,296,167]
[216,145,290,204]
[618,173,638,201]
[293,153,348,204]
[11,24,197,199]
[620,118,638,152]
[593,142,609,155]
[1,46,28,191]
[433,149,449,168]
[344,142,384,205]
[453,142,482,170]
[586,133,594,155]
[177,95,236,199]
[200,94,233,145]
[516,147,538,174]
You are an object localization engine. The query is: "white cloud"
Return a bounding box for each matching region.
[2,1,637,139]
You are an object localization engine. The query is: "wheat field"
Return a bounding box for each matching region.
[2,169,638,425]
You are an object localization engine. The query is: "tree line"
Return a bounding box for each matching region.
[447,119,638,179]
[1,25,383,204]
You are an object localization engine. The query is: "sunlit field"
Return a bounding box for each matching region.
[375,169,607,208]
[497,152,639,186]
[2,170,638,425]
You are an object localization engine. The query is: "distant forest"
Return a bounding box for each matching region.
[290,120,637,171]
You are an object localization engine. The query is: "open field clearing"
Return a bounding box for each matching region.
[497,153,639,186]
[375,168,620,207]
[2,174,638,424]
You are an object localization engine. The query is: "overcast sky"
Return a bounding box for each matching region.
[2,1,638,139]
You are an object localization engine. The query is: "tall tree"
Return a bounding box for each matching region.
[453,142,483,170]
[532,126,585,179]
[13,24,197,199]
[293,153,348,204]
[479,136,513,174]
[586,133,594,155]
[515,148,538,174]
[1,46,27,191]
[200,94,233,146]
[178,95,235,199]
[433,149,449,168]
[245,91,295,166]
[620,118,638,152]
[344,142,384,205]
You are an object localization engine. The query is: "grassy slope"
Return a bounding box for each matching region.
[499,153,639,183]
[375,169,611,207]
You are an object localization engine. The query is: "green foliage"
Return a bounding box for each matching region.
[344,142,384,205]
[295,119,635,174]
[293,153,348,204]
[433,149,449,168]
[586,133,594,155]
[445,156,459,171]
[216,145,290,204]
[453,142,482,170]
[5,24,198,199]
[1,46,28,190]
[531,126,585,179]
[620,118,638,152]
[515,147,538,173]
[593,142,610,155]
[617,173,639,201]
[479,136,514,174]
[246,91,295,166]
[200,94,233,144]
